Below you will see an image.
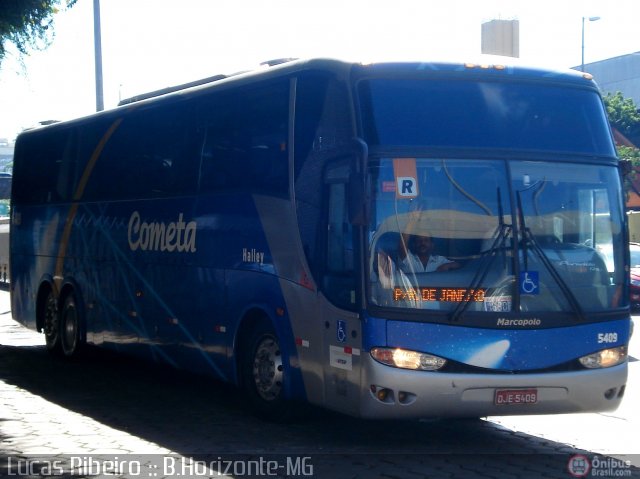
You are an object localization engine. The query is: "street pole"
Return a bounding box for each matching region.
[581,17,585,72]
[581,16,601,72]
[93,0,104,112]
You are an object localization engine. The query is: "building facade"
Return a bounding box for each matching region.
[481,19,520,58]
[580,52,640,106]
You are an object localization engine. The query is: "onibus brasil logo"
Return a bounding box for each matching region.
[567,454,632,477]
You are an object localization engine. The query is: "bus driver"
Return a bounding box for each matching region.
[398,234,461,273]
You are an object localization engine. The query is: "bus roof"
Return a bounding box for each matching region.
[16,57,599,138]
[119,57,597,106]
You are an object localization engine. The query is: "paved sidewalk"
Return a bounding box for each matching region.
[0,292,177,478]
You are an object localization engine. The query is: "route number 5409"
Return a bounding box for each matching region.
[598,332,618,344]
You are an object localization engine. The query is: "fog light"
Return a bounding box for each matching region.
[370,385,394,403]
[370,347,447,371]
[376,388,390,401]
[579,346,627,369]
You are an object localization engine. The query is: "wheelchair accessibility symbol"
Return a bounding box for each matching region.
[520,271,539,295]
[337,320,347,343]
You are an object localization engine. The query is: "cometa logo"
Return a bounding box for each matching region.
[127,211,197,253]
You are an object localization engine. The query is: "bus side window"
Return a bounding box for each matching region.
[199,98,245,192]
[13,128,73,204]
[81,103,197,202]
[198,80,289,196]
[294,73,352,279]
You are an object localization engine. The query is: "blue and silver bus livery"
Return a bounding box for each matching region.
[10,59,630,420]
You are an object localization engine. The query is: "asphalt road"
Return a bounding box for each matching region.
[0,289,638,479]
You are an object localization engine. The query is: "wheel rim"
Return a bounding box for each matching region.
[43,294,58,344]
[61,300,78,354]
[252,335,283,402]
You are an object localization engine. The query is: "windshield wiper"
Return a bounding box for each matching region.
[516,192,586,322]
[451,188,510,322]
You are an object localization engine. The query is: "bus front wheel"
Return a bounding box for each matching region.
[59,292,84,357]
[241,322,290,421]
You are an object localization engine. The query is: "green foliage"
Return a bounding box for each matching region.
[0,0,77,63]
[617,145,640,162]
[603,93,640,204]
[619,146,640,203]
[604,91,640,146]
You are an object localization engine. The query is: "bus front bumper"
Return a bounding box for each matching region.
[358,355,628,419]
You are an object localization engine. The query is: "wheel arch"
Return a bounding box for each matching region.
[231,303,306,405]
[233,306,276,387]
[36,275,84,328]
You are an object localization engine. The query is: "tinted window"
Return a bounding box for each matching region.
[294,73,352,277]
[198,80,289,196]
[12,127,74,204]
[359,79,615,156]
[84,102,199,201]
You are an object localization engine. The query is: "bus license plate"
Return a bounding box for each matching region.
[494,388,538,405]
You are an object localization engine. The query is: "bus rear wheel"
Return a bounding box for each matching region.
[59,293,83,357]
[42,290,62,355]
[241,322,290,421]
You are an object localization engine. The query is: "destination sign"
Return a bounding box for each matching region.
[393,287,486,303]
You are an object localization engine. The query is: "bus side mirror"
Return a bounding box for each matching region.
[620,159,633,178]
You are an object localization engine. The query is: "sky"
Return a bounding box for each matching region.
[1,0,639,141]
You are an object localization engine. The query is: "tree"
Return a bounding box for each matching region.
[604,92,640,203]
[604,91,640,147]
[0,0,77,65]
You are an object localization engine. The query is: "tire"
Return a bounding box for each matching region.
[240,322,291,421]
[42,290,62,355]
[59,292,84,357]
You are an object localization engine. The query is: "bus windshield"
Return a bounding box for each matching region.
[359,78,615,156]
[368,158,626,316]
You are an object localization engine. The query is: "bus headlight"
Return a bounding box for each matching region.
[370,347,447,371]
[579,346,627,369]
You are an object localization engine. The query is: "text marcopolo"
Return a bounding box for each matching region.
[496,318,542,327]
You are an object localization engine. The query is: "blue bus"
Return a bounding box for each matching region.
[10,58,630,419]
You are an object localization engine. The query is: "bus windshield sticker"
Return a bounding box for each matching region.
[520,271,539,295]
[382,181,396,193]
[484,295,512,312]
[393,158,419,199]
